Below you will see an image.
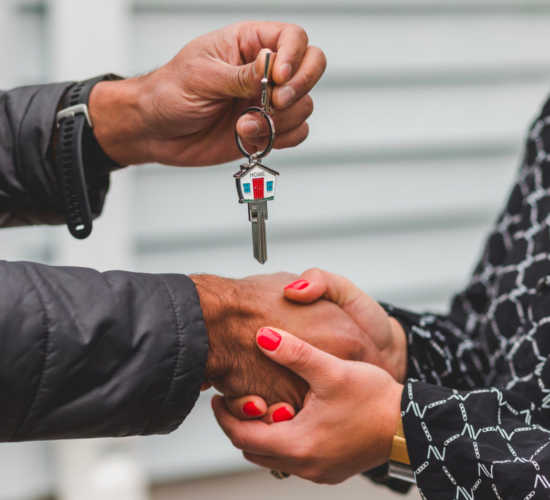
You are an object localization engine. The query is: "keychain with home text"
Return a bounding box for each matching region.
[234,52,279,264]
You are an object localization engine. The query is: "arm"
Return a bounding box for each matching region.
[0,83,111,227]
[0,21,325,231]
[214,328,550,499]
[403,380,550,498]
[0,267,389,441]
[0,261,207,441]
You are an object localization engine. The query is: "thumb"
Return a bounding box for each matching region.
[284,268,362,308]
[256,327,342,390]
[284,268,377,321]
[224,48,274,99]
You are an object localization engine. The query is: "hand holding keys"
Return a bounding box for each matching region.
[234,52,279,264]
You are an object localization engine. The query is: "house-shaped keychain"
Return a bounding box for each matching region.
[234,163,280,203]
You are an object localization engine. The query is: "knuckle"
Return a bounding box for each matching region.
[302,469,324,483]
[292,24,309,47]
[331,366,353,388]
[230,433,248,451]
[292,443,312,462]
[234,67,253,97]
[299,122,310,142]
[313,46,328,71]
[299,71,314,93]
[288,340,313,370]
[340,325,366,361]
[304,267,324,281]
[303,96,314,119]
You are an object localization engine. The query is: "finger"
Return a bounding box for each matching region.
[260,402,296,424]
[201,381,213,391]
[284,268,364,310]
[212,395,291,456]
[222,48,274,99]
[273,46,327,109]
[225,395,268,420]
[239,122,309,153]
[256,328,341,389]
[236,95,313,141]
[254,23,309,85]
[301,269,381,333]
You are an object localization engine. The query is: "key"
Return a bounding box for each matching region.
[249,200,268,264]
[234,51,278,264]
[234,160,279,264]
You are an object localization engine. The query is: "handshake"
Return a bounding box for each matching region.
[87,20,409,484]
[192,269,408,484]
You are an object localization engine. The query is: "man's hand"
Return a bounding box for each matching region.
[284,269,408,383]
[191,273,394,409]
[89,22,326,167]
[213,328,403,484]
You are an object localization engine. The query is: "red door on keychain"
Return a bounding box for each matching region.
[253,178,264,199]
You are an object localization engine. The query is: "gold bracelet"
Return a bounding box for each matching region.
[389,417,410,465]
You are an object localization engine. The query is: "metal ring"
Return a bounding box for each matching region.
[235,106,276,161]
[270,470,290,480]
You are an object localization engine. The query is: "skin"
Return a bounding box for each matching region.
[85,22,376,409]
[284,268,408,383]
[88,21,327,167]
[213,328,404,485]
[226,268,408,419]
[192,273,397,409]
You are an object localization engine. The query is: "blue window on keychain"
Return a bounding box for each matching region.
[266,181,273,192]
[244,183,251,194]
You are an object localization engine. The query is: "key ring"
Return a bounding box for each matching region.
[235,106,276,161]
[235,51,275,162]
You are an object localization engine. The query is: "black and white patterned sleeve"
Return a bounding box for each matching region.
[375,97,550,497]
[402,381,550,499]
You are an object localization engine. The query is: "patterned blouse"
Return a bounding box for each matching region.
[385,96,550,499]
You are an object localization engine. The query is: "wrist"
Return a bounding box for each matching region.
[388,317,408,384]
[88,77,151,165]
[191,275,257,382]
[379,382,404,461]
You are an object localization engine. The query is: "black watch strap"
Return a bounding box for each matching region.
[56,74,122,239]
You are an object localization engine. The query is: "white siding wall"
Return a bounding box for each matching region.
[2,1,550,498]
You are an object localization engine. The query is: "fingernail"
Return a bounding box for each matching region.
[273,407,293,423]
[278,86,296,108]
[240,120,260,137]
[284,279,309,291]
[257,328,282,351]
[279,63,292,83]
[243,401,263,417]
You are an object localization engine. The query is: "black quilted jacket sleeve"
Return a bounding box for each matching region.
[0,84,209,441]
[0,82,109,227]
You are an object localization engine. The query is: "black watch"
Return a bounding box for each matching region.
[55,74,122,239]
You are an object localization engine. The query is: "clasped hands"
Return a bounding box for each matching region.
[85,19,408,484]
[198,270,408,485]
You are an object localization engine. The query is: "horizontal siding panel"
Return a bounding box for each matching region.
[132,12,550,76]
[133,0,550,14]
[135,224,490,311]
[133,155,518,241]
[289,84,547,156]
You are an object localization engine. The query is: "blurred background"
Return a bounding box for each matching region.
[2,0,550,498]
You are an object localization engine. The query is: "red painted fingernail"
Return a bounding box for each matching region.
[284,279,309,291]
[243,401,263,417]
[272,407,293,422]
[257,328,282,351]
